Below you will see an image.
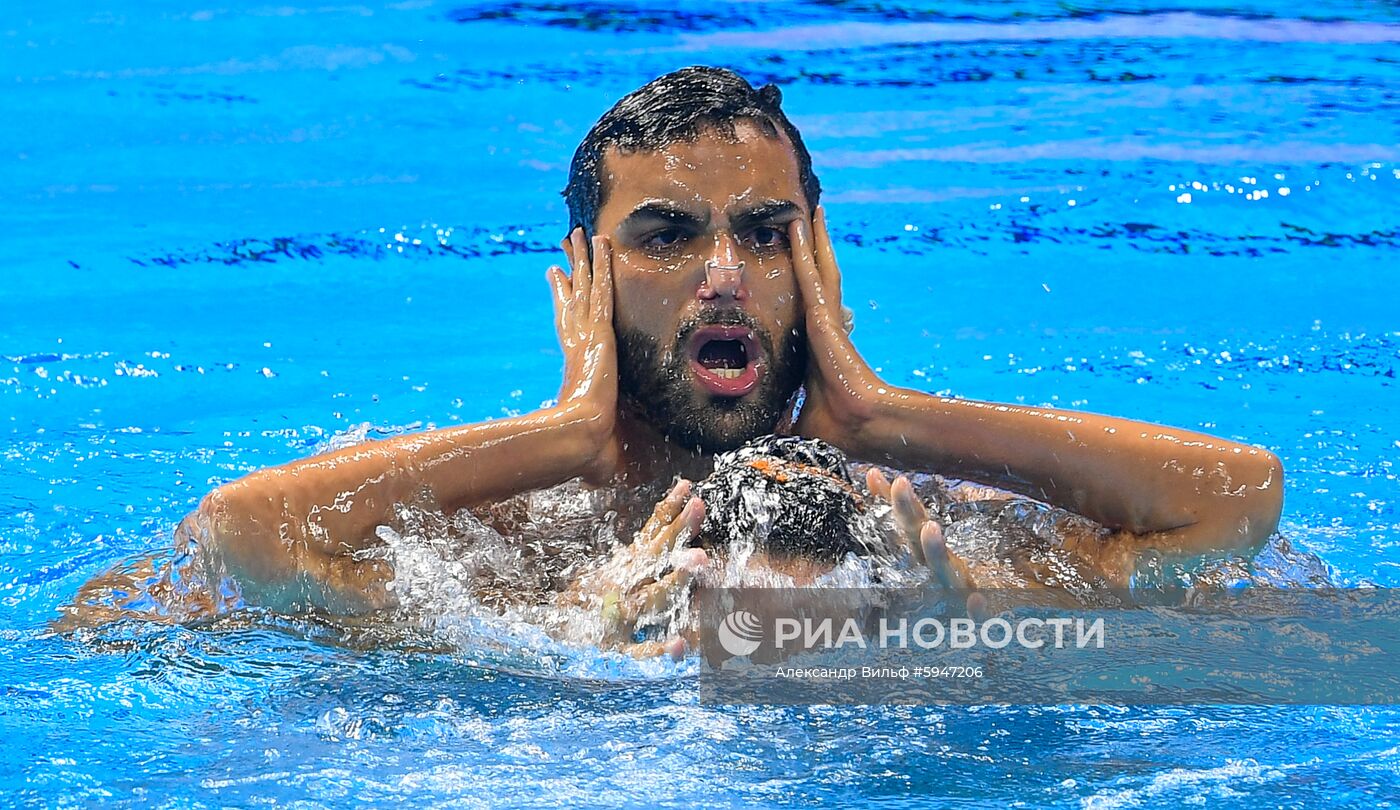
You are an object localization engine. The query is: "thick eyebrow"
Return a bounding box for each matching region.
[620,200,708,230]
[731,199,801,229]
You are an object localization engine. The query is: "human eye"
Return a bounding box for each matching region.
[744,225,789,251]
[642,228,687,251]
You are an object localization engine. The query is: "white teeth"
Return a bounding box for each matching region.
[715,368,742,379]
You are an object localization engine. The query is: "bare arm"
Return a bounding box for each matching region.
[852,390,1284,559]
[202,401,612,613]
[786,210,1284,569]
[200,231,623,613]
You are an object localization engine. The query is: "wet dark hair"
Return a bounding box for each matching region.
[562,66,822,237]
[692,435,879,562]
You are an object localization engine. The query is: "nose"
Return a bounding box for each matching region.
[696,233,749,302]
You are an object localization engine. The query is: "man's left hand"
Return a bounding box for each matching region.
[786,207,888,454]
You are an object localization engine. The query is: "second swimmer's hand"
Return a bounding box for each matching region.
[548,229,624,485]
[560,478,709,660]
[867,468,986,618]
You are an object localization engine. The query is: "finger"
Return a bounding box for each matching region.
[787,217,833,316]
[647,496,704,556]
[547,265,572,339]
[565,227,586,276]
[547,264,572,303]
[965,592,990,623]
[921,520,971,593]
[637,479,693,549]
[624,564,694,622]
[590,235,614,325]
[570,227,591,314]
[642,492,702,556]
[675,545,709,571]
[891,476,929,552]
[618,549,707,634]
[813,206,843,305]
[618,638,685,660]
[866,467,892,500]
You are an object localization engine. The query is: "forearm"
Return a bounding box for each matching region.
[856,388,1284,554]
[197,402,609,609]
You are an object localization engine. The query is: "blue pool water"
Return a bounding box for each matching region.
[3,0,1400,805]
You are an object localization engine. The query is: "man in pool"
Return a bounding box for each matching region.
[138,67,1284,642]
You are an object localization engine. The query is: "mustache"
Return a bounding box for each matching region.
[615,304,808,454]
[674,306,776,358]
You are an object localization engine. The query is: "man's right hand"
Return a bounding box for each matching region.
[548,228,624,485]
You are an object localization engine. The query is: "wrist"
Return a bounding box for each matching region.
[848,386,923,463]
[548,400,621,484]
[796,385,889,460]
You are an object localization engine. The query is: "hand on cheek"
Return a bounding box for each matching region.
[786,208,888,451]
[546,229,624,484]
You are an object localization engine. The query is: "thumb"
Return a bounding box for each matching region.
[547,266,571,342]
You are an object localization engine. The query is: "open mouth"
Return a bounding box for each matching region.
[687,325,764,397]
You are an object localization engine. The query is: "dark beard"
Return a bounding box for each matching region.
[616,309,806,455]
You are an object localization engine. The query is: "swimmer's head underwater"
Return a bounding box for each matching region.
[692,434,880,562]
